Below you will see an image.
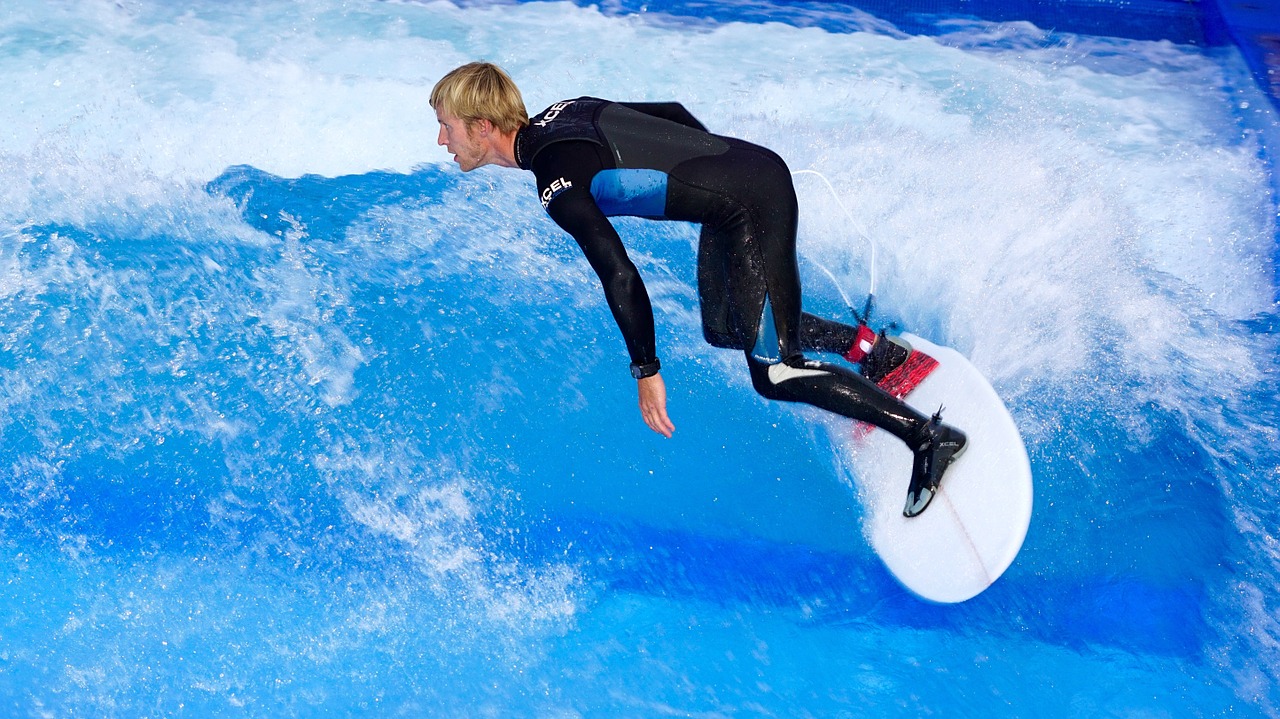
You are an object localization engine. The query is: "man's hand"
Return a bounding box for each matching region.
[637,373,675,438]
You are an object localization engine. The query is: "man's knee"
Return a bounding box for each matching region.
[747,355,814,402]
[749,362,782,400]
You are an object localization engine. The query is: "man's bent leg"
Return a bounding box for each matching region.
[745,351,926,443]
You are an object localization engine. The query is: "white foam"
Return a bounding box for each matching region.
[6,0,1273,467]
[9,0,1271,325]
[320,444,581,628]
[3,5,1271,441]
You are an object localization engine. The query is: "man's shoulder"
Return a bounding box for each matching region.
[518,98,609,170]
[528,97,609,127]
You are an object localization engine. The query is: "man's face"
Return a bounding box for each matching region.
[436,109,487,172]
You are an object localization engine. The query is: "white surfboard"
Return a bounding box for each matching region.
[844,333,1033,603]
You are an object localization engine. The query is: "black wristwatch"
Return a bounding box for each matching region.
[630,359,661,379]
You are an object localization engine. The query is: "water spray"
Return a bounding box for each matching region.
[791,169,879,326]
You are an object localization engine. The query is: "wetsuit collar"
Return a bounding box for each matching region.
[514,125,531,170]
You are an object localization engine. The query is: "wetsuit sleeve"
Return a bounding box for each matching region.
[531,142,659,369]
[618,102,708,132]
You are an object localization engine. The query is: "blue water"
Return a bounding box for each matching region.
[3,0,1279,716]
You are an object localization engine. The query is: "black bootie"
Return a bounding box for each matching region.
[904,410,968,517]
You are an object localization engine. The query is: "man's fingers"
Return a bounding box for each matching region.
[644,408,674,438]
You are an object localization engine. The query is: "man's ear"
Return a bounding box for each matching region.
[472,118,495,136]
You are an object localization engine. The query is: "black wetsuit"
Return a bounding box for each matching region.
[516,97,929,442]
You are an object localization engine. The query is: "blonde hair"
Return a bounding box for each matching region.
[431,62,529,134]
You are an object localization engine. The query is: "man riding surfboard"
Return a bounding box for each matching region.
[430,62,966,516]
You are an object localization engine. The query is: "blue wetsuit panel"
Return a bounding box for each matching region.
[751,294,781,363]
[590,169,668,218]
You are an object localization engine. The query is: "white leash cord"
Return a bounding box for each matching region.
[791,169,878,303]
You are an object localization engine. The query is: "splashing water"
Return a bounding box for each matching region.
[1,0,1278,715]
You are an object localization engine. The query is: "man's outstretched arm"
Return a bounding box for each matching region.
[534,143,675,436]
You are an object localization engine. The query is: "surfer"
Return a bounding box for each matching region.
[430,62,966,517]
